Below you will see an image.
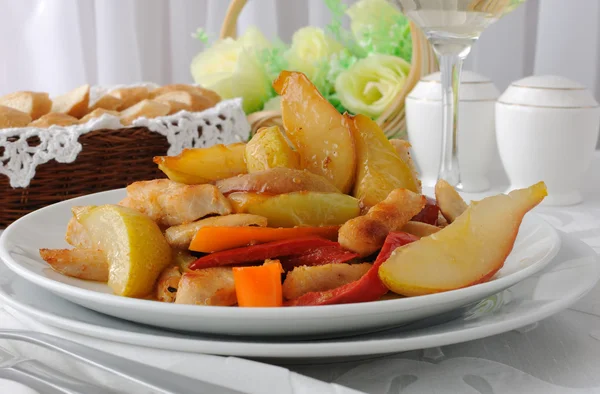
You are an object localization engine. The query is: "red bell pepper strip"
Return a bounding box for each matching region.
[285,232,419,306]
[189,237,338,270]
[411,197,440,225]
[279,246,359,271]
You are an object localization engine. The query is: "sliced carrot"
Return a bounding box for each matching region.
[233,261,284,307]
[189,226,340,253]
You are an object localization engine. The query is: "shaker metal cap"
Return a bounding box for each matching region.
[498,75,599,109]
[407,71,500,102]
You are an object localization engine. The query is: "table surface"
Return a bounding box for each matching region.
[1,155,599,394]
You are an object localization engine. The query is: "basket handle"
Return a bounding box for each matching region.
[220,0,248,39]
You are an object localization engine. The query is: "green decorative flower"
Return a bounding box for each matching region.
[346,0,412,62]
[347,0,402,36]
[189,0,416,118]
[190,27,273,114]
[335,54,411,118]
[285,27,344,82]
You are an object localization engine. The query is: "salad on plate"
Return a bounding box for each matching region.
[39,71,547,308]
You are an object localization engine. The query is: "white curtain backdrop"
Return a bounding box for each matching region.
[1,0,599,102]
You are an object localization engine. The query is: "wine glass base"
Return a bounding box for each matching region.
[457,177,491,193]
[437,174,461,188]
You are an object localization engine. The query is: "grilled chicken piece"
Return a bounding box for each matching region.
[119,179,232,227]
[155,265,182,303]
[339,189,426,256]
[65,206,94,248]
[389,139,422,193]
[283,263,372,301]
[172,249,197,272]
[175,268,237,306]
[40,248,108,281]
[435,179,468,223]
[165,214,267,249]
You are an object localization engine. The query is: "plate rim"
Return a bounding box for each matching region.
[0,230,597,358]
[0,188,562,320]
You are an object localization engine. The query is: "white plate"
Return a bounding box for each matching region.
[0,231,595,360]
[0,189,561,337]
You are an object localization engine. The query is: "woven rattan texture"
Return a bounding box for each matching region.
[1,127,166,228]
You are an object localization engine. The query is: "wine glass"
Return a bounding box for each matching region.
[390,0,526,190]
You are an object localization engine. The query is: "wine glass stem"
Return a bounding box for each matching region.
[435,47,470,188]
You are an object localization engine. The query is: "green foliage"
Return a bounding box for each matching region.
[255,40,290,108]
[357,15,412,62]
[258,39,289,82]
[324,0,367,59]
[191,28,209,44]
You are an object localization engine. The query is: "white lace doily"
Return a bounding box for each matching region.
[0,95,249,188]
[132,99,249,156]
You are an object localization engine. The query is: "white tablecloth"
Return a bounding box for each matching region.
[1,155,599,394]
[289,154,600,394]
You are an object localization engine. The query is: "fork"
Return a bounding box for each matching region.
[0,344,112,393]
[0,330,243,394]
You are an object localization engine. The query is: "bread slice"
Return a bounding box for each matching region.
[109,87,149,110]
[30,112,79,128]
[149,84,221,106]
[79,108,120,124]
[51,84,90,118]
[88,94,123,112]
[194,86,221,106]
[0,105,32,128]
[119,99,170,126]
[161,100,192,115]
[149,84,197,98]
[0,91,51,120]
[154,91,213,113]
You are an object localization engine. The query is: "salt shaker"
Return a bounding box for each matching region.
[496,76,600,206]
[406,71,500,192]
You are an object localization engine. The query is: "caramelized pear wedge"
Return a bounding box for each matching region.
[228,191,360,227]
[389,139,421,193]
[157,163,210,185]
[349,114,420,207]
[379,182,547,297]
[273,71,356,193]
[76,204,172,297]
[435,179,468,223]
[216,168,340,195]
[245,126,300,172]
[154,143,247,184]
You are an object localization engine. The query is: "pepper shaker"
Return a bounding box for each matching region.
[406,71,500,192]
[496,76,600,206]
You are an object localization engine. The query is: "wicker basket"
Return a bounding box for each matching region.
[220,0,438,136]
[1,89,248,229]
[0,127,167,228]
